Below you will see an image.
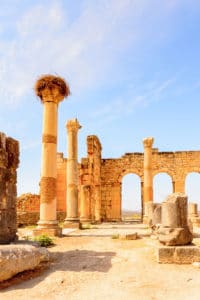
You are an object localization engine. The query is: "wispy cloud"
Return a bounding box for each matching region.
[92,77,176,123]
[0,0,185,106]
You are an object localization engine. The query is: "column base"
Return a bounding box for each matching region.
[32,220,62,237]
[63,218,80,229]
[79,218,92,228]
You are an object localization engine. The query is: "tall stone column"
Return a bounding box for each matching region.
[34,75,70,236]
[64,119,81,227]
[143,137,154,202]
[143,137,154,222]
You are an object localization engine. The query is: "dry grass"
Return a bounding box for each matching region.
[35,74,70,101]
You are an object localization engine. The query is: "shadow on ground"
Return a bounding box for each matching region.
[51,249,116,272]
[0,249,116,290]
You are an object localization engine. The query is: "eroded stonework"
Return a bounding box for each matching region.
[56,135,200,222]
[0,132,19,243]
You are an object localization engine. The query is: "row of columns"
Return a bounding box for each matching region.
[33,75,185,235]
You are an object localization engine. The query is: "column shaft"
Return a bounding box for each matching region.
[39,101,58,222]
[143,137,154,203]
[64,119,81,225]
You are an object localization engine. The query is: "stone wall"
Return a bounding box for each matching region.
[80,135,102,221]
[18,134,200,223]
[55,137,200,222]
[0,132,19,244]
[17,193,66,226]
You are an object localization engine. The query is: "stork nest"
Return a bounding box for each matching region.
[35,74,70,100]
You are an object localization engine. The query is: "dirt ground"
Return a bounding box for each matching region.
[1,223,200,300]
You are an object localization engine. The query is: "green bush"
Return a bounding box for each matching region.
[33,235,54,247]
[111,234,120,239]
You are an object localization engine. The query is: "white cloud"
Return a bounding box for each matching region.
[0,0,193,106]
[92,77,176,122]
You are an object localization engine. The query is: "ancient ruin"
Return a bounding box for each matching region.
[55,133,200,224]
[0,132,19,244]
[157,193,193,246]
[17,129,200,227]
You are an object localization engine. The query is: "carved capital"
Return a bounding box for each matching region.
[143,137,154,148]
[66,119,82,132]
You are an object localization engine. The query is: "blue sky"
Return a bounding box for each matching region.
[0,0,200,209]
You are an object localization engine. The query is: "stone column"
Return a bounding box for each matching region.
[64,119,81,227]
[80,185,91,225]
[33,75,70,236]
[94,185,101,222]
[143,137,154,203]
[188,202,200,228]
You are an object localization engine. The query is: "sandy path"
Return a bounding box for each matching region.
[1,223,200,300]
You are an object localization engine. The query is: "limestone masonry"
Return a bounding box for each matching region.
[0,132,19,243]
[56,133,200,223]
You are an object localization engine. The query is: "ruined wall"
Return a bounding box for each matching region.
[17,132,200,223]
[17,192,66,226]
[17,193,40,226]
[0,133,19,243]
[80,135,102,221]
[101,153,143,220]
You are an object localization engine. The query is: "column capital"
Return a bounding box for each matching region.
[143,137,154,148]
[41,88,64,104]
[66,118,82,132]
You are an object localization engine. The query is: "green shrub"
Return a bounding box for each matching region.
[111,234,120,239]
[33,235,54,247]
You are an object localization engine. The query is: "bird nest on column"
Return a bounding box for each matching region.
[35,74,70,101]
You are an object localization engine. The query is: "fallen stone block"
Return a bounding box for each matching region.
[120,233,137,240]
[0,244,49,282]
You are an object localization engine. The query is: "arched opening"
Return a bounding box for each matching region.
[122,173,141,222]
[185,172,200,208]
[153,173,173,203]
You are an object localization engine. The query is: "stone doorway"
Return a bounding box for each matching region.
[121,173,142,222]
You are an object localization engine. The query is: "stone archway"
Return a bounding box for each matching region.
[185,171,200,207]
[153,172,173,203]
[121,173,142,221]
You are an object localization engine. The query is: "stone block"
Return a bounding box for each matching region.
[157,246,175,263]
[0,244,49,282]
[157,246,200,264]
[120,233,137,240]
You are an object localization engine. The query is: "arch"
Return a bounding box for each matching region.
[152,168,175,182]
[118,168,142,183]
[153,172,173,203]
[185,172,200,207]
[121,173,142,221]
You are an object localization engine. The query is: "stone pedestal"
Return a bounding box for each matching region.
[158,193,193,246]
[64,119,81,228]
[143,137,154,222]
